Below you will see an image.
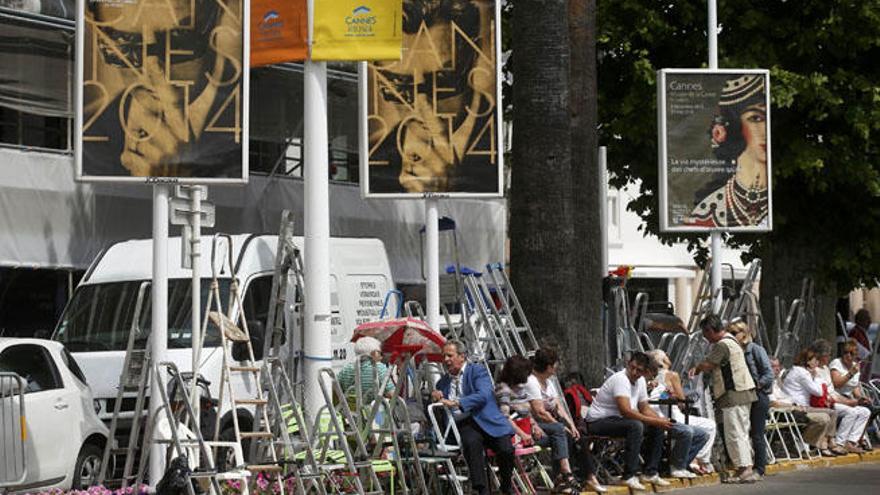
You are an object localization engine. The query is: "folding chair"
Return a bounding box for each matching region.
[764,408,809,463]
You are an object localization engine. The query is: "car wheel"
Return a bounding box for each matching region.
[73,443,103,489]
[216,426,249,471]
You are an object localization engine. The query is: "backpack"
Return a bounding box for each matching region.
[564,382,594,421]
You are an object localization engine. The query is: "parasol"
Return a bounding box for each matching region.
[351,317,447,362]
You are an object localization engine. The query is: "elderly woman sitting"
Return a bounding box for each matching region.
[646,349,716,475]
[338,336,394,403]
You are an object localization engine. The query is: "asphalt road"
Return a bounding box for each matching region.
[681,463,880,494]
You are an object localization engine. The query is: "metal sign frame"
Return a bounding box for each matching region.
[358,0,504,199]
[658,68,773,233]
[74,0,251,184]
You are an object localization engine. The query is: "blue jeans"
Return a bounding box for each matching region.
[750,392,770,475]
[587,417,663,478]
[536,421,570,461]
[644,422,709,473]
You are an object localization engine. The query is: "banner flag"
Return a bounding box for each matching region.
[361,0,502,198]
[76,0,249,183]
[657,69,772,232]
[312,0,403,61]
[250,0,308,66]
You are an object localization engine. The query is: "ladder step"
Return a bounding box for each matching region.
[230,366,260,372]
[235,399,268,405]
[240,431,274,439]
[189,470,218,478]
[247,464,283,473]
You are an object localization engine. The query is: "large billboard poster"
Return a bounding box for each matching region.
[658,69,772,232]
[76,0,249,183]
[360,0,503,198]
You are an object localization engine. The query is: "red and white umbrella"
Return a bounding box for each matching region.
[351,317,447,362]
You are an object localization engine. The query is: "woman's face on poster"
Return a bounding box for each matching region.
[740,103,767,164]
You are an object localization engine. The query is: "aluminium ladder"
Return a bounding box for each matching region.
[208,235,285,492]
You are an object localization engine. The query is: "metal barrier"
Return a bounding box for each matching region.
[0,372,27,489]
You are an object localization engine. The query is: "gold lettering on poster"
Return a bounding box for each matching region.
[366,1,498,194]
[82,0,244,177]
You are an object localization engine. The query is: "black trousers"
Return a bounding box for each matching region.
[458,417,515,495]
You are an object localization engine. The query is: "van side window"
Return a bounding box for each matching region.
[242,275,273,334]
[0,345,63,393]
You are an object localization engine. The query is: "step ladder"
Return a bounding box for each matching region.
[264,210,305,369]
[262,357,327,495]
[462,273,513,365]
[485,263,540,358]
[208,234,285,492]
[316,368,384,495]
[134,362,246,495]
[98,281,151,488]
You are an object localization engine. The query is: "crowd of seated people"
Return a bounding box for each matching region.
[342,315,877,494]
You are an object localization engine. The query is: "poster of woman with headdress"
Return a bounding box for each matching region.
[658,69,772,232]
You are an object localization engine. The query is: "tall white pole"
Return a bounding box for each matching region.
[189,186,202,451]
[303,0,332,423]
[149,184,169,485]
[425,199,440,330]
[708,0,723,313]
[598,146,609,274]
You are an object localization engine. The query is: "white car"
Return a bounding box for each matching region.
[0,338,109,492]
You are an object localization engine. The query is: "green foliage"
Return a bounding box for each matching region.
[597,0,880,290]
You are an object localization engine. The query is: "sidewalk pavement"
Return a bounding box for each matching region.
[579,449,880,494]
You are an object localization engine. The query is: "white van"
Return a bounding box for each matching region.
[51,234,394,439]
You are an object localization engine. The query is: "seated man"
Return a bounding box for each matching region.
[585,352,673,490]
[432,341,514,495]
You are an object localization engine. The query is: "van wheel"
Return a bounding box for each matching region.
[73,444,102,489]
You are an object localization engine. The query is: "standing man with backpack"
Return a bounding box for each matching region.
[690,315,758,483]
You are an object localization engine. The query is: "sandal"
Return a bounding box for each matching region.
[553,474,580,494]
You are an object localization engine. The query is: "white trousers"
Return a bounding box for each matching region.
[689,415,718,463]
[722,404,753,468]
[833,403,871,444]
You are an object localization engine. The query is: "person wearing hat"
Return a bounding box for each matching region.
[686,74,769,228]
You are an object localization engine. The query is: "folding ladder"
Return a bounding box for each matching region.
[484,263,540,358]
[315,369,384,495]
[99,281,151,488]
[462,273,514,366]
[134,362,248,495]
[262,357,327,495]
[264,210,305,369]
[208,235,285,492]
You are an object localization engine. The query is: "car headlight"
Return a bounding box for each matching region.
[94,399,102,414]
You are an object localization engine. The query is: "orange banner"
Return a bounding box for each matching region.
[250,0,308,66]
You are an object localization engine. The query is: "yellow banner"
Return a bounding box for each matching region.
[312,1,402,61]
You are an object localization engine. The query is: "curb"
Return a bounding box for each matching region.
[579,451,879,494]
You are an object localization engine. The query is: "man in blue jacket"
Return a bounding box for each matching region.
[432,340,514,495]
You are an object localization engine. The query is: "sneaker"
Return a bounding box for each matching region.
[640,474,671,486]
[670,468,697,479]
[621,476,647,491]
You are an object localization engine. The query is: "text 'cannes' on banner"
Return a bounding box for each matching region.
[658,69,772,232]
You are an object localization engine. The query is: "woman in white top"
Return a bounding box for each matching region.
[809,339,871,453]
[782,347,849,455]
[825,340,874,452]
[647,350,717,474]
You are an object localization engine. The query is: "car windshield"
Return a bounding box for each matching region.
[53,279,231,352]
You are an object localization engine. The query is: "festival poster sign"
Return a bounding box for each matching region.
[361,0,503,198]
[312,0,402,61]
[658,69,772,232]
[76,0,249,183]
[250,0,307,67]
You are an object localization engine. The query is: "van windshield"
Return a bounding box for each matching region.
[54,279,230,352]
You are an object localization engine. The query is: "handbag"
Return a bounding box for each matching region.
[809,383,831,408]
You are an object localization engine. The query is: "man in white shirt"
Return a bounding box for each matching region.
[586,352,673,491]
